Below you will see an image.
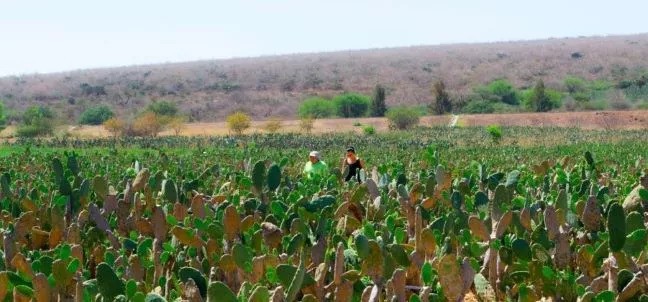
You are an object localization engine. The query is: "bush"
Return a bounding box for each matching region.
[132,112,164,137]
[362,125,376,135]
[16,105,55,137]
[168,117,186,135]
[334,93,370,118]
[462,100,495,114]
[521,81,563,112]
[300,117,315,133]
[103,117,125,137]
[298,97,336,118]
[563,76,587,94]
[386,107,420,130]
[147,100,178,117]
[486,125,502,144]
[227,112,251,135]
[79,105,114,125]
[486,79,519,105]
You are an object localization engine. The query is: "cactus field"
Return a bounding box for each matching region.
[0,126,647,301]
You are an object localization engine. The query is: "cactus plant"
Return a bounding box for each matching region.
[608,203,626,252]
[96,262,125,300]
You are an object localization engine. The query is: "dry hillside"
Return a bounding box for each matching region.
[1,34,648,122]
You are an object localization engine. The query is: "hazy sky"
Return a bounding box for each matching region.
[1,0,647,76]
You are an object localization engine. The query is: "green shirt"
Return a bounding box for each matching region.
[303,160,328,179]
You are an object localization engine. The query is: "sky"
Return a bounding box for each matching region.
[1,0,647,76]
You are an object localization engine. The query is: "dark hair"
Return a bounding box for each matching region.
[346,146,356,153]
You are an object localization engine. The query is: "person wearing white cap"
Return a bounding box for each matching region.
[303,151,328,179]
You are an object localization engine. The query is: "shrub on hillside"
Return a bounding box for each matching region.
[147,100,178,117]
[386,107,420,130]
[79,105,114,125]
[298,97,336,118]
[462,100,495,114]
[334,93,370,118]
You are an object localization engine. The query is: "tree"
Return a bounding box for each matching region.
[334,93,370,118]
[79,105,114,125]
[298,97,336,118]
[529,80,553,112]
[227,112,251,135]
[300,116,315,133]
[103,117,125,137]
[147,100,178,117]
[386,107,420,130]
[487,79,519,105]
[168,116,186,135]
[370,85,387,117]
[133,112,164,137]
[0,100,6,131]
[16,105,55,137]
[264,117,282,133]
[432,80,452,115]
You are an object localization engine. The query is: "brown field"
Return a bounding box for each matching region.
[2,110,645,139]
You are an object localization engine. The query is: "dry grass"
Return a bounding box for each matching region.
[1,34,648,121]
[2,111,644,140]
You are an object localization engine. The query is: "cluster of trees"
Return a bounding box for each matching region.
[298,85,387,119]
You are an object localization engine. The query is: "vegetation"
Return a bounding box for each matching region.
[79,105,114,125]
[299,116,315,133]
[1,35,648,120]
[486,124,502,144]
[103,117,125,137]
[386,106,420,130]
[168,116,186,135]
[370,84,387,117]
[264,117,282,133]
[147,100,179,117]
[16,105,55,137]
[297,97,336,118]
[334,93,370,118]
[0,127,646,301]
[0,100,5,130]
[226,111,251,135]
[432,80,452,115]
[362,125,376,135]
[132,112,165,137]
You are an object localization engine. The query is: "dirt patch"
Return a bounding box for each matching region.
[460,110,648,130]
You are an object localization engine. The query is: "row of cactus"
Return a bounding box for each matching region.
[0,132,646,301]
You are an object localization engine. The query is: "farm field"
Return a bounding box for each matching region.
[0,126,647,301]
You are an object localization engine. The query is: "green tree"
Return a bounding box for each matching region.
[334,93,370,118]
[370,85,387,117]
[147,100,178,117]
[529,80,553,112]
[16,105,55,137]
[563,76,587,94]
[298,97,336,118]
[487,79,519,105]
[79,105,114,125]
[432,80,452,115]
[386,106,420,130]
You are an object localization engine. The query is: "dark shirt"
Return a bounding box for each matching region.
[344,159,363,183]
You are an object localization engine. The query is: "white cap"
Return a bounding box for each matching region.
[309,151,321,159]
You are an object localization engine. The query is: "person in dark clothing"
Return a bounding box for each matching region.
[341,146,364,183]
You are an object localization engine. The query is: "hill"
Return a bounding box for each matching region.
[1,34,648,122]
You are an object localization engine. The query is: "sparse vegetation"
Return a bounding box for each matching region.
[168,116,186,135]
[486,124,502,144]
[132,112,164,137]
[264,117,282,133]
[226,111,251,135]
[146,100,179,117]
[0,100,6,131]
[362,125,376,135]
[299,116,315,133]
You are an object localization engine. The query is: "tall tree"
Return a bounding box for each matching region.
[432,80,452,115]
[370,84,387,117]
[530,80,552,112]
